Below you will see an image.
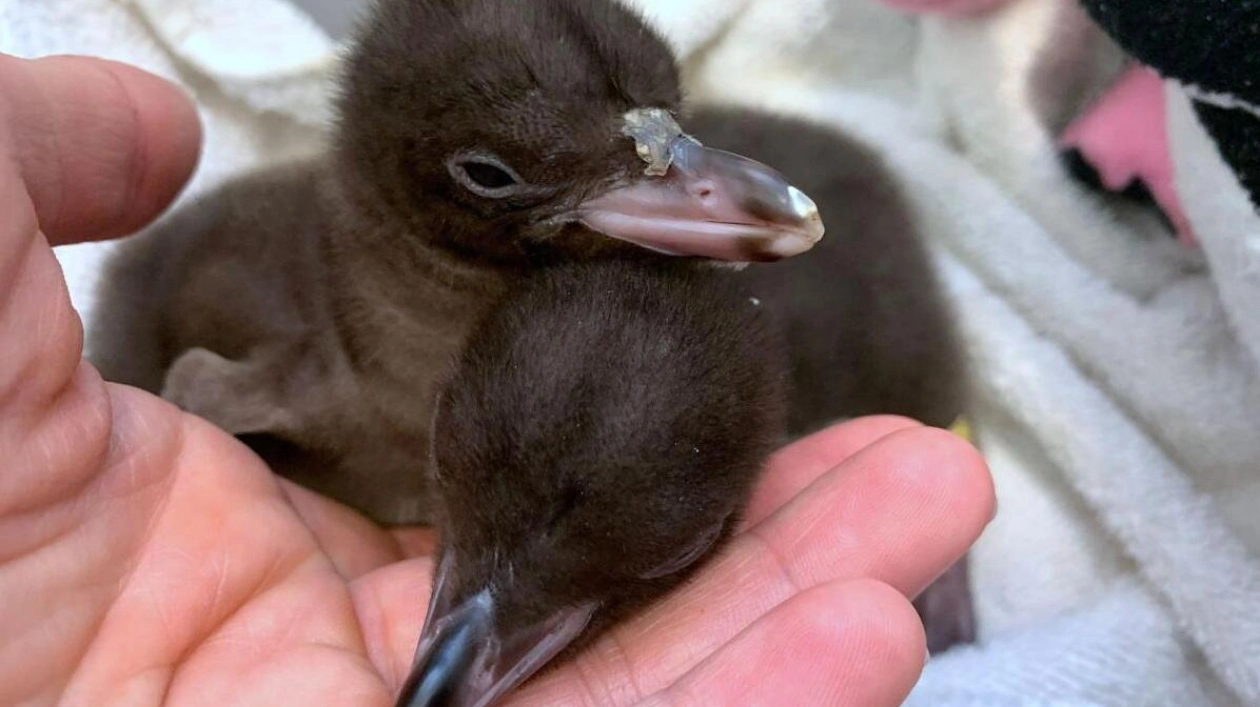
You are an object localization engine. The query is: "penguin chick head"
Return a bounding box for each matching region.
[335,0,823,264]
[395,261,786,707]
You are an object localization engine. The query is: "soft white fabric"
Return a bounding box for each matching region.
[6,0,1260,703]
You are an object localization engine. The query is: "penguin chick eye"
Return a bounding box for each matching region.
[639,519,726,580]
[448,153,525,198]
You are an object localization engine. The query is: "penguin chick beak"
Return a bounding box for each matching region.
[576,109,825,262]
[395,574,597,707]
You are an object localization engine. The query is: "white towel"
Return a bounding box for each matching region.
[7,0,1259,704]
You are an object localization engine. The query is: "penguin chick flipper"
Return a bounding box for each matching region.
[162,347,302,436]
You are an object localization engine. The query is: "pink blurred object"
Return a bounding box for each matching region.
[1060,65,1197,247]
[873,0,1012,15]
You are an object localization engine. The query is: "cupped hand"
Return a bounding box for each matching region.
[0,54,994,707]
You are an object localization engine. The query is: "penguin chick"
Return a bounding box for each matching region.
[396,109,974,703]
[684,107,972,652]
[397,259,786,707]
[87,0,822,524]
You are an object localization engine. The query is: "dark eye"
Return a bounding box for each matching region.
[640,519,726,580]
[462,161,517,189]
[448,153,525,198]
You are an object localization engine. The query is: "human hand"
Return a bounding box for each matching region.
[0,53,994,706]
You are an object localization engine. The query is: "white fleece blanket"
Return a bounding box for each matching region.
[6,0,1259,704]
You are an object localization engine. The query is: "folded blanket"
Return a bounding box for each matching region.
[7,0,1259,704]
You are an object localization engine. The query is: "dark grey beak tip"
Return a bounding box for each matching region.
[392,573,596,707]
[394,668,432,707]
[394,590,495,707]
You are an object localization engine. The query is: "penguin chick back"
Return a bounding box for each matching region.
[686,107,968,431]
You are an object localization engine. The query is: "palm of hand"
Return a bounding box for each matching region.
[0,55,992,707]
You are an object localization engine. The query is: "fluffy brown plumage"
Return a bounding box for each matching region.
[88,0,817,524]
[396,109,971,705]
[397,258,785,707]
[687,106,967,432]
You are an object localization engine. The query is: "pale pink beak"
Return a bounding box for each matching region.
[578,136,825,262]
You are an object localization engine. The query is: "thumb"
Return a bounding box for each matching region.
[0,53,202,245]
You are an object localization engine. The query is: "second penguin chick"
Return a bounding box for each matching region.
[686,106,967,433]
[397,259,786,707]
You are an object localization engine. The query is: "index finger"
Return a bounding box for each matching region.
[743,415,925,527]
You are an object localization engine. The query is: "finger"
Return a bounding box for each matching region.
[0,54,196,438]
[278,480,440,578]
[750,427,993,599]
[279,480,407,579]
[522,427,991,705]
[350,558,437,690]
[390,527,440,558]
[743,415,923,527]
[635,580,926,707]
[0,54,201,245]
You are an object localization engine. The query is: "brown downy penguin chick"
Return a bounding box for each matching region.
[397,110,974,704]
[683,107,974,653]
[86,0,823,524]
[397,259,786,707]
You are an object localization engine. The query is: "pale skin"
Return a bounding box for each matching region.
[0,54,995,707]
